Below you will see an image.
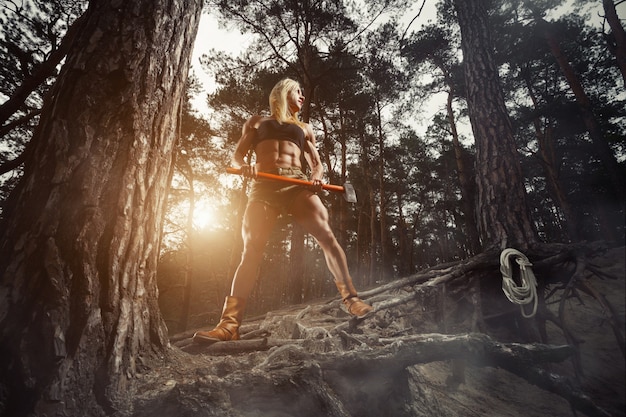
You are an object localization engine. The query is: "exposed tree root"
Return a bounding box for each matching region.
[165,241,623,417]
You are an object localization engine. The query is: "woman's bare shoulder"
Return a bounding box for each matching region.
[303,122,315,142]
[244,115,271,129]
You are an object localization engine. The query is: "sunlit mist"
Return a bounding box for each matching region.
[193,200,217,229]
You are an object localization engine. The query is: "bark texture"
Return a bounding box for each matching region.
[535,14,625,209]
[603,0,626,85]
[0,0,202,415]
[453,0,537,250]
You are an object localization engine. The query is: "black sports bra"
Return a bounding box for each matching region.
[253,119,306,150]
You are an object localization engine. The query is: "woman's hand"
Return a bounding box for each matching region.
[309,177,323,193]
[240,164,257,179]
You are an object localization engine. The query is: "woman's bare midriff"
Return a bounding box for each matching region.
[254,139,303,172]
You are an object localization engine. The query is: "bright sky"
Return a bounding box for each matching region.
[188,3,439,116]
[189,12,247,115]
[187,1,611,136]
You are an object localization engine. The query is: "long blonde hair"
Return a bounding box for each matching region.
[269,78,306,127]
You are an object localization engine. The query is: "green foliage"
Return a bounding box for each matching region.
[0,0,86,212]
[495,0,626,241]
[188,0,621,288]
[1,0,622,323]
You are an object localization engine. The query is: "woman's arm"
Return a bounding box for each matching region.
[303,123,324,182]
[231,115,262,173]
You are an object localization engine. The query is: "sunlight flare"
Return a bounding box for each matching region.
[193,203,216,229]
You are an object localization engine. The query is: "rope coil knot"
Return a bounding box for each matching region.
[500,248,538,318]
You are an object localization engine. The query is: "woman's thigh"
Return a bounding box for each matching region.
[289,192,333,239]
[242,201,280,250]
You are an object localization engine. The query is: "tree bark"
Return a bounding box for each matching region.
[0,0,202,415]
[444,87,481,253]
[528,9,625,209]
[603,0,626,85]
[357,123,374,285]
[453,0,537,250]
[179,158,196,332]
[521,69,579,241]
[338,109,349,249]
[375,100,389,274]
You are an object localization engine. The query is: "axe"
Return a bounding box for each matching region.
[226,167,357,203]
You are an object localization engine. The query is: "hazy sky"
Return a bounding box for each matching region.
[187,1,614,131]
[188,2,439,115]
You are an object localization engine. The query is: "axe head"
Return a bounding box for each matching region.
[343,182,357,203]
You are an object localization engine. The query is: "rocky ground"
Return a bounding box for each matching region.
[130,246,625,417]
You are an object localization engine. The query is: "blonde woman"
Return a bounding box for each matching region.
[194,78,372,344]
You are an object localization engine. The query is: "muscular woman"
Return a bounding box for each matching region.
[193,78,372,344]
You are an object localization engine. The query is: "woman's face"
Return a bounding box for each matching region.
[287,86,304,114]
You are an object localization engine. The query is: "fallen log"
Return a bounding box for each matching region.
[310,333,609,417]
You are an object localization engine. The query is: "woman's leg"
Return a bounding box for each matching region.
[230,201,279,298]
[193,201,278,343]
[290,191,349,281]
[290,191,372,316]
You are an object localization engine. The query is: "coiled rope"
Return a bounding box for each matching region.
[500,248,538,318]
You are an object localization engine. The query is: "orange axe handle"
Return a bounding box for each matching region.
[225,167,345,193]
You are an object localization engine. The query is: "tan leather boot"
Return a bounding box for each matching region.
[193,296,246,344]
[335,279,373,317]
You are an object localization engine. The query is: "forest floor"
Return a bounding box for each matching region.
[130,245,625,417]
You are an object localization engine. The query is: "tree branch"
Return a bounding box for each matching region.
[0,13,86,126]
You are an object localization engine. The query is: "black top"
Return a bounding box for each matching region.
[253,119,306,150]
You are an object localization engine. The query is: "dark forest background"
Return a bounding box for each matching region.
[1,0,624,332]
[158,0,625,333]
[0,1,624,415]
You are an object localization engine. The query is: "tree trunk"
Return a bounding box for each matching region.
[181,164,195,332]
[375,100,388,275]
[394,190,411,275]
[453,0,537,250]
[357,124,374,285]
[535,13,625,208]
[339,109,349,249]
[368,185,377,286]
[603,0,626,85]
[445,88,481,253]
[0,0,202,415]
[521,70,579,242]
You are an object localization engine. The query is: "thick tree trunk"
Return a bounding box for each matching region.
[453,0,537,250]
[0,0,202,415]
